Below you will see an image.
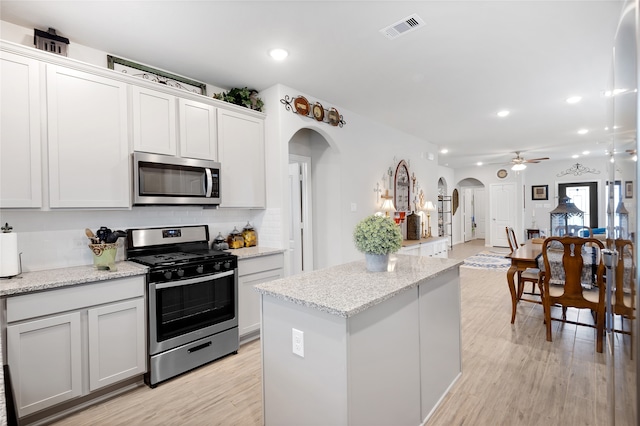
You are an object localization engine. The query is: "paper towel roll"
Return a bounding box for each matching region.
[0,232,20,277]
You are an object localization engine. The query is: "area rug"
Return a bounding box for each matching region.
[461,251,510,271]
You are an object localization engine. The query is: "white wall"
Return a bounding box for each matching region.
[260,84,444,272]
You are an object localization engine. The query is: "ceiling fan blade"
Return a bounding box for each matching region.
[524,157,549,163]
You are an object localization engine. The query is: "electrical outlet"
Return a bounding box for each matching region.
[292,328,304,357]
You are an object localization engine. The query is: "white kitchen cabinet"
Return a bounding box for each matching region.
[217,108,265,208]
[238,253,284,339]
[88,298,146,391]
[46,64,130,208]
[131,86,177,155]
[178,98,217,160]
[0,51,42,208]
[5,276,146,418]
[399,237,449,259]
[7,312,82,417]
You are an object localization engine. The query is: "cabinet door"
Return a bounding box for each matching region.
[131,86,177,155]
[239,268,283,336]
[0,51,42,208]
[46,64,130,208]
[87,298,146,391]
[178,98,216,160]
[7,312,82,417]
[217,109,265,208]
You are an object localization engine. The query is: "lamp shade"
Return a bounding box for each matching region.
[423,201,436,212]
[380,198,396,216]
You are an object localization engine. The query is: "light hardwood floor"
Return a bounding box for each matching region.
[51,240,636,425]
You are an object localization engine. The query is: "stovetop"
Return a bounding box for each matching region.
[130,250,230,268]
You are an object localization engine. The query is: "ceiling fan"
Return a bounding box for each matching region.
[510,151,549,171]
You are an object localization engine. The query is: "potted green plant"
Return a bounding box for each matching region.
[212,87,264,112]
[353,214,403,272]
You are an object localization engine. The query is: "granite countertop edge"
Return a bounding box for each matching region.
[255,255,463,318]
[226,246,285,259]
[0,262,148,297]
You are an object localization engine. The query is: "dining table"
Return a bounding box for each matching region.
[505,240,542,324]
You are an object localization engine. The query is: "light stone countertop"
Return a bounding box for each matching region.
[0,261,148,297]
[254,254,462,318]
[0,261,147,426]
[225,246,285,259]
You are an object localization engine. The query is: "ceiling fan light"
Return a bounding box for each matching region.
[511,163,526,171]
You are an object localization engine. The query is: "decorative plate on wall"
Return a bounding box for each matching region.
[312,103,325,121]
[328,107,340,126]
[294,96,310,115]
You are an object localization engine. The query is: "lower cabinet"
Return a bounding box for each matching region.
[6,276,146,418]
[399,237,449,258]
[238,253,284,339]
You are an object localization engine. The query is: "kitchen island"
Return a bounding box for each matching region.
[255,254,463,426]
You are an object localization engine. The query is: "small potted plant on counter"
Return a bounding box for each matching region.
[353,214,403,272]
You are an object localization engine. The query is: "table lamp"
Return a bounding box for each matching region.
[423,201,436,238]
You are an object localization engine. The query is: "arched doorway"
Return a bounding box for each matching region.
[457,178,485,243]
[287,128,338,274]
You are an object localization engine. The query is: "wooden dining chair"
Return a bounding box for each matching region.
[505,227,541,300]
[610,238,635,357]
[541,236,606,353]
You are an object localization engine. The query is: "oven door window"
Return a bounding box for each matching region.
[155,275,235,341]
[139,161,206,197]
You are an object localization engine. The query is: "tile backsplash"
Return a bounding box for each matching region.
[0,207,282,272]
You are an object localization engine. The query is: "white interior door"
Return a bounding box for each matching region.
[474,188,486,239]
[289,155,313,275]
[490,183,515,247]
[463,188,473,242]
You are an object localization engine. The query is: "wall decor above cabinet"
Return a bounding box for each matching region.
[107,55,207,95]
[280,95,346,127]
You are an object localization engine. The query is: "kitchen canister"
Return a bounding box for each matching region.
[89,243,118,271]
[0,223,20,278]
[406,212,421,240]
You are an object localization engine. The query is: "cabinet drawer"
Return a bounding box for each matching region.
[7,276,145,323]
[238,253,284,276]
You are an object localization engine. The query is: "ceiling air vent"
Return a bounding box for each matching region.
[379,14,425,40]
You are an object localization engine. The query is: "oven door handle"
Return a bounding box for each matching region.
[154,269,235,290]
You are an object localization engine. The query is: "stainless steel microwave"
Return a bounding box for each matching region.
[133,152,221,206]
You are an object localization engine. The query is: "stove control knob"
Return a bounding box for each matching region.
[176,269,185,278]
[163,270,173,280]
[196,265,204,274]
[223,261,231,270]
[214,263,221,271]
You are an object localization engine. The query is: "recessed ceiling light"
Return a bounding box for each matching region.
[566,96,582,104]
[577,129,589,135]
[572,154,579,159]
[582,150,590,155]
[440,148,448,154]
[477,162,483,166]
[269,48,288,60]
[497,110,510,117]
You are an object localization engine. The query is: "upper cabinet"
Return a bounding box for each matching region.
[217,109,265,208]
[0,51,43,208]
[178,98,217,160]
[46,64,130,208]
[131,86,177,156]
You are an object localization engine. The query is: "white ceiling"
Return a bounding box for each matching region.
[1,0,635,169]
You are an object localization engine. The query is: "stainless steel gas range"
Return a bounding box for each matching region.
[126,225,238,387]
